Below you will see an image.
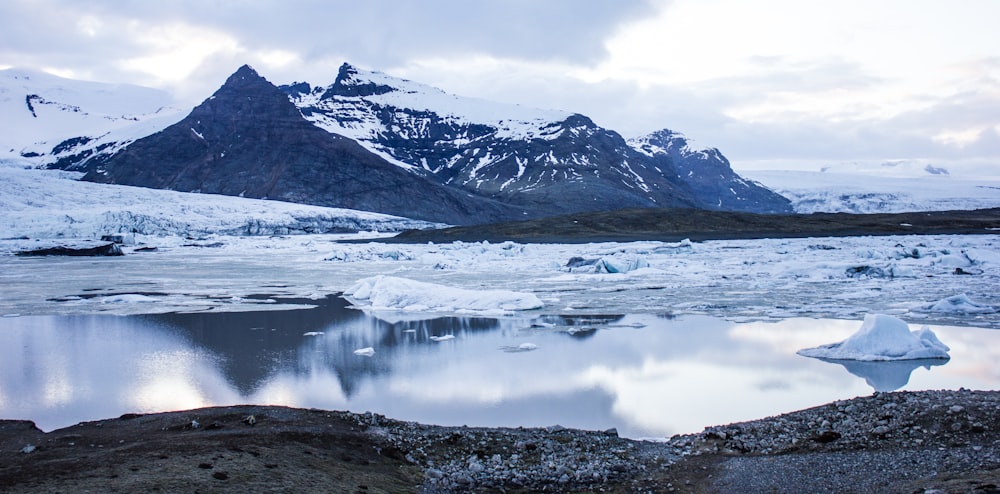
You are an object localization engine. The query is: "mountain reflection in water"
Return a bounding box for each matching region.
[2,301,998,438]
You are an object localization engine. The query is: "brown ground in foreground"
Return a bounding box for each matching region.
[2,390,999,493]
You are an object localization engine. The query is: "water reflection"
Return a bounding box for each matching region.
[817,358,949,392]
[2,304,999,438]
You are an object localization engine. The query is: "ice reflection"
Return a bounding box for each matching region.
[2,305,999,438]
[817,358,949,392]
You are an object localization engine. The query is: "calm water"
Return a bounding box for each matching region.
[2,297,998,438]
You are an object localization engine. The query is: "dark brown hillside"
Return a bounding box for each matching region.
[390,207,1000,243]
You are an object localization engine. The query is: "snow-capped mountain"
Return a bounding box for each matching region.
[282,63,790,214]
[19,63,792,223]
[82,66,527,225]
[629,130,791,213]
[0,68,184,169]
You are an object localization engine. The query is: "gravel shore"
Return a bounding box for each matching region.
[2,389,998,493]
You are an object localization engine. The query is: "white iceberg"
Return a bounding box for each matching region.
[429,335,455,342]
[922,294,995,314]
[345,275,543,313]
[565,255,650,274]
[797,314,950,361]
[353,347,375,357]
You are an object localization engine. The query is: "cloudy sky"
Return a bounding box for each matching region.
[2,0,998,172]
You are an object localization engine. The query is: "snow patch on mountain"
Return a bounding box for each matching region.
[0,68,185,168]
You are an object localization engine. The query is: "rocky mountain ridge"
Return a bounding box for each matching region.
[284,63,791,215]
[81,66,526,225]
[7,64,791,224]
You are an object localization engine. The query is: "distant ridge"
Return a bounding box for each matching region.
[389,207,1000,244]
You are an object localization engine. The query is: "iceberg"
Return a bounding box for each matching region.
[353,347,375,357]
[345,275,543,313]
[797,314,950,361]
[565,255,650,274]
[922,293,995,314]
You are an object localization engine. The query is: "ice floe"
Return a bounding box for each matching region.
[500,342,538,353]
[353,347,375,357]
[565,255,650,274]
[345,275,543,314]
[100,294,157,304]
[797,314,950,361]
[921,294,996,314]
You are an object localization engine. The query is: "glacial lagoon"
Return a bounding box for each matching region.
[3,296,998,439]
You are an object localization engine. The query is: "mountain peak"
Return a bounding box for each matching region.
[335,62,358,80]
[325,62,396,98]
[221,64,266,88]
[631,128,715,156]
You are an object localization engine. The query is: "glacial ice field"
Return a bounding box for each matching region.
[1,233,997,328]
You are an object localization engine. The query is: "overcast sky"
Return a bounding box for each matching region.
[2,0,998,171]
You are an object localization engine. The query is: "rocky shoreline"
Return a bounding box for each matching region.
[2,389,998,493]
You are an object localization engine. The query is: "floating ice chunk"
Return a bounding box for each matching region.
[101,294,156,304]
[922,294,996,314]
[601,255,650,274]
[797,314,950,361]
[302,331,324,336]
[565,255,650,274]
[324,245,413,262]
[934,252,975,268]
[430,335,455,342]
[345,275,543,313]
[500,342,538,353]
[353,347,375,357]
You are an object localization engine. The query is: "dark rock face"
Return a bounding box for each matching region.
[630,130,793,213]
[82,66,527,225]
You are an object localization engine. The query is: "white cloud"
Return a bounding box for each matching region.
[119,21,242,84]
[0,0,997,167]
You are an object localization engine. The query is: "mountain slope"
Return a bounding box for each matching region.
[82,65,528,225]
[630,130,792,213]
[284,63,790,215]
[0,68,183,169]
